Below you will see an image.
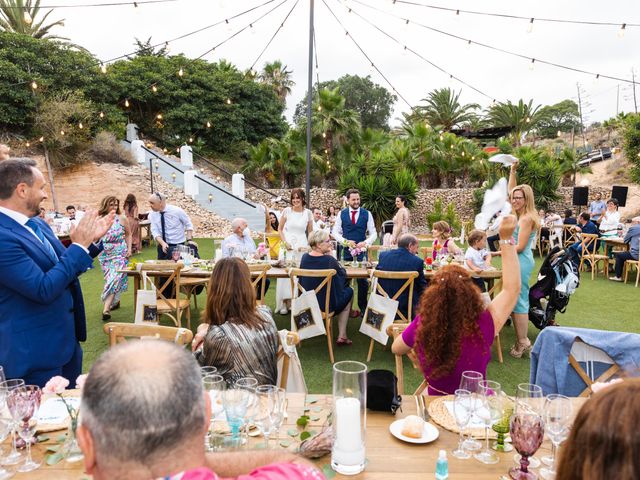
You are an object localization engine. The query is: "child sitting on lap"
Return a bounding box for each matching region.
[465,229,493,293]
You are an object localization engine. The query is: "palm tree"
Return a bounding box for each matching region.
[416,88,480,131]
[259,60,295,103]
[487,99,542,146]
[0,0,68,41]
[556,147,592,186]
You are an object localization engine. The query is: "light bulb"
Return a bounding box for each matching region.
[23,11,32,24]
[322,132,326,138]
[178,67,184,77]
[467,40,471,48]
[39,136,44,142]
[31,81,37,90]
[124,99,130,108]
[471,156,475,160]
[526,116,531,123]
[557,130,562,137]
[100,64,107,74]
[250,23,255,35]
[226,98,232,105]
[529,59,535,71]
[78,122,83,129]
[317,105,322,112]
[99,112,105,119]
[206,121,211,128]
[461,151,465,157]
[208,194,213,202]
[156,114,163,120]
[618,23,626,38]
[163,148,168,153]
[152,85,158,92]
[60,130,65,136]
[164,42,170,53]
[189,137,193,143]
[25,141,30,147]
[527,18,534,33]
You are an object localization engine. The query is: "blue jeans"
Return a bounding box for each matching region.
[615,251,635,278]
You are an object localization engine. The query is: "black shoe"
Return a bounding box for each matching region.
[102,312,111,322]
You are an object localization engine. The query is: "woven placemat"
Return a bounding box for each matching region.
[427,395,497,439]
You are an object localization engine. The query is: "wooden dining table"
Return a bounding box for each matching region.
[20,393,585,479]
[120,264,503,311]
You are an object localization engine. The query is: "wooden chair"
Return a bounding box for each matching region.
[289,268,337,363]
[623,259,640,287]
[568,339,621,397]
[103,322,193,347]
[578,233,610,280]
[367,245,383,262]
[366,270,419,362]
[139,263,191,328]
[181,277,209,309]
[536,232,549,258]
[248,263,271,304]
[386,324,427,396]
[277,331,300,390]
[563,225,580,248]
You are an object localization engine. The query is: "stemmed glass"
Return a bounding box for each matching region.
[451,389,472,459]
[200,366,218,377]
[0,417,14,480]
[253,385,286,448]
[514,383,544,469]
[474,380,502,464]
[459,370,483,452]
[0,379,25,466]
[202,374,225,451]
[509,383,545,480]
[7,385,42,473]
[221,388,250,448]
[235,377,258,442]
[539,395,572,480]
[492,393,514,452]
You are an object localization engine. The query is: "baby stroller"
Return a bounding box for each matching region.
[528,246,581,329]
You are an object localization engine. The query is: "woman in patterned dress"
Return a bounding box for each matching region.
[192,257,279,385]
[98,195,132,321]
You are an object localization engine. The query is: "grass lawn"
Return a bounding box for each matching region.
[79,239,640,396]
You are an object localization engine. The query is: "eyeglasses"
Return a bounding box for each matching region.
[512,196,525,201]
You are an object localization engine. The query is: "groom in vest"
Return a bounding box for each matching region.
[332,188,377,317]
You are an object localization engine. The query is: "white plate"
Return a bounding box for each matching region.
[389,419,439,444]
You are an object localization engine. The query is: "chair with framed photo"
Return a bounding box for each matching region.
[288,268,337,363]
[139,262,191,328]
[386,323,427,396]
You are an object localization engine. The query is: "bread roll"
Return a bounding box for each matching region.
[401,415,424,438]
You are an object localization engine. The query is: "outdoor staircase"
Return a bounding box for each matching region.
[124,140,265,232]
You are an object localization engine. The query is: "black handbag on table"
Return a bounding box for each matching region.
[366,369,402,414]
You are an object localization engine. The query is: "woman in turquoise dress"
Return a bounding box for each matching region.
[98,196,131,321]
[508,161,540,358]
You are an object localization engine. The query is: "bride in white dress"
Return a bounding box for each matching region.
[276,188,313,314]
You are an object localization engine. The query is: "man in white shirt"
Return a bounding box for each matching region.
[148,192,195,260]
[312,207,327,231]
[332,188,377,316]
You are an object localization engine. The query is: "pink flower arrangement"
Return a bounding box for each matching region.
[349,246,366,258]
[43,374,88,434]
[43,376,69,394]
[75,374,88,390]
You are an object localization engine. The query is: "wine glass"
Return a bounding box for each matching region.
[474,380,502,464]
[202,374,225,451]
[171,247,181,262]
[459,371,483,452]
[0,379,25,466]
[539,395,572,480]
[221,388,249,448]
[253,385,286,448]
[200,366,218,377]
[451,389,472,459]
[0,417,15,480]
[492,393,514,452]
[235,377,259,442]
[7,385,42,473]
[509,412,545,480]
[514,383,544,468]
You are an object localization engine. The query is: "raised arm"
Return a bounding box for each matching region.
[487,215,521,332]
[508,160,518,192]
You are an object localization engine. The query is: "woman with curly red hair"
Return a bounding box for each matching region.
[392,215,521,395]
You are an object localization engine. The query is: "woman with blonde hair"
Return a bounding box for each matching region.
[508,161,540,358]
[556,379,640,480]
[97,195,131,321]
[192,257,278,385]
[392,216,520,394]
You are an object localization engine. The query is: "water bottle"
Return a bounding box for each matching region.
[435,449,449,480]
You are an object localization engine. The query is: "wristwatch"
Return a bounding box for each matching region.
[499,238,515,246]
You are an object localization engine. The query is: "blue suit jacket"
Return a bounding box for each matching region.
[376,248,428,318]
[0,213,100,380]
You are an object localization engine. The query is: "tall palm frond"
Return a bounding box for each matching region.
[0,0,69,42]
[259,60,295,103]
[416,88,480,131]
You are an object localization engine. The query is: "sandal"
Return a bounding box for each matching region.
[509,339,532,359]
[349,310,361,318]
[111,302,120,311]
[336,337,353,346]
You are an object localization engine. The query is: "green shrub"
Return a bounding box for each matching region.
[426,197,461,234]
[622,113,640,183]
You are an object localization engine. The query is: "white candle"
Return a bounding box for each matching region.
[333,397,365,466]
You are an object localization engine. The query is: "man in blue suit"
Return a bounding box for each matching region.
[376,234,428,320]
[0,159,113,386]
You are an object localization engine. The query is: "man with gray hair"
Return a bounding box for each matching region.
[376,233,428,318]
[78,340,321,480]
[148,192,195,260]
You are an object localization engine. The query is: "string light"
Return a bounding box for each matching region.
[226,98,232,105]
[99,111,105,119]
[317,105,322,112]
[618,23,626,37]
[30,81,37,90]
[525,116,531,123]
[124,99,130,108]
[529,58,536,70]
[178,67,184,76]
[206,121,212,128]
[78,122,83,129]
[151,84,158,92]
[60,130,65,136]
[322,132,326,138]
[527,17,534,33]
[189,137,193,143]
[156,113,163,120]
[557,130,562,137]
[208,193,213,202]
[171,172,176,182]
[23,11,32,24]
[39,137,44,142]
[100,63,107,74]
[25,141,30,147]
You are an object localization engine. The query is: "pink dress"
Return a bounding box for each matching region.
[431,238,450,260]
[402,310,495,395]
[163,464,325,480]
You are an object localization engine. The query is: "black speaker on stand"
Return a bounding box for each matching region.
[572,186,589,209]
[611,186,628,207]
